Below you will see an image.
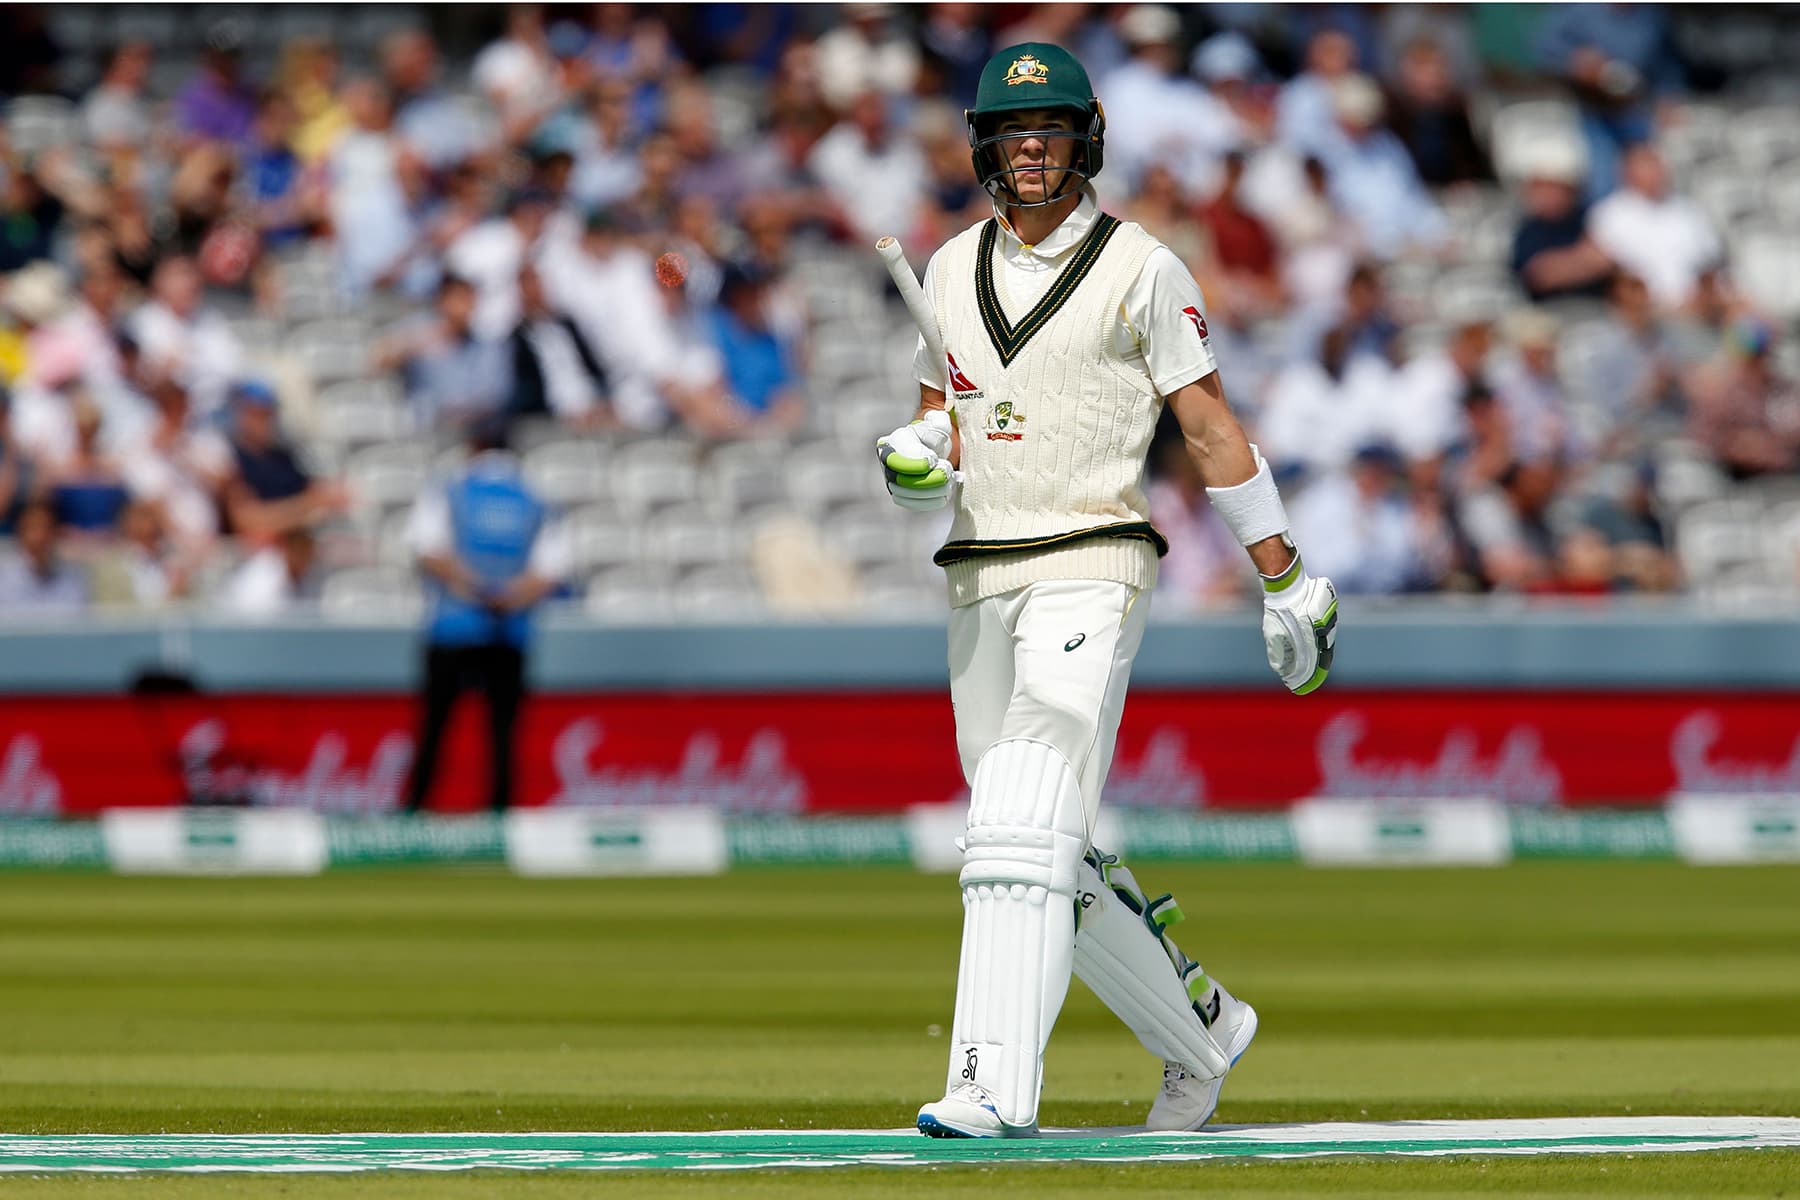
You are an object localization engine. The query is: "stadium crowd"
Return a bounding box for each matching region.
[0,2,1795,619]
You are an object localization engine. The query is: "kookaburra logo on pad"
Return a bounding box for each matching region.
[1004,55,1049,85]
[984,400,1025,441]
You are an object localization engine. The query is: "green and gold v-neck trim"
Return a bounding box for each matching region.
[975,212,1122,367]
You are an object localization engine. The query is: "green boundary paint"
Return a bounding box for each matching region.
[4,1120,1799,1174]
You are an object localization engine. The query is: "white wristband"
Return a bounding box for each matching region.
[1205,444,1291,547]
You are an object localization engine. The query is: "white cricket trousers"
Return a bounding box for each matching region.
[947,578,1151,833]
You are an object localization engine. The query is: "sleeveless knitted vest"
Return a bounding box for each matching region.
[930,214,1167,607]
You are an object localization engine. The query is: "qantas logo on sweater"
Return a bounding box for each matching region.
[946,352,982,399]
[1182,305,1209,341]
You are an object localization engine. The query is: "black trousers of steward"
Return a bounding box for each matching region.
[403,643,525,813]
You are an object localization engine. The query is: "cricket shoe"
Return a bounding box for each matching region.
[1145,981,1258,1131]
[916,1083,1039,1139]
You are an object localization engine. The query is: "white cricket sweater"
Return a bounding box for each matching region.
[929,212,1167,607]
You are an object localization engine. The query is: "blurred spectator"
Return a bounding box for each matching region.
[446,187,553,341]
[374,275,509,432]
[1258,326,1395,478]
[280,39,351,165]
[170,143,263,296]
[7,261,80,391]
[1509,137,1613,303]
[82,42,155,153]
[105,181,169,288]
[1319,74,1450,260]
[1575,463,1678,593]
[1380,6,1483,91]
[1100,5,1239,196]
[1276,28,1360,158]
[0,156,66,272]
[1586,143,1720,312]
[815,3,921,111]
[0,391,34,536]
[45,395,130,538]
[689,4,800,74]
[1390,318,1490,476]
[1456,450,1562,593]
[1490,308,1585,471]
[90,500,190,609]
[1574,271,1687,456]
[507,264,611,427]
[741,111,840,237]
[130,255,244,419]
[244,91,310,251]
[177,29,256,146]
[1145,423,1254,611]
[570,77,645,210]
[1196,152,1283,317]
[1384,37,1491,188]
[220,525,321,617]
[539,209,689,431]
[1125,164,1210,279]
[692,263,805,439]
[920,3,993,102]
[662,80,749,212]
[219,380,348,540]
[1189,31,1274,147]
[384,29,486,173]
[119,377,232,559]
[5,264,86,469]
[1262,154,1360,315]
[912,100,991,251]
[329,78,429,299]
[1289,442,1438,594]
[403,417,571,814]
[584,3,682,132]
[808,90,925,253]
[1685,318,1800,480]
[1330,262,1400,364]
[54,266,130,405]
[473,5,560,140]
[1536,3,1681,200]
[0,501,88,614]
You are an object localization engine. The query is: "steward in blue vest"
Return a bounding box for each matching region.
[402,419,569,813]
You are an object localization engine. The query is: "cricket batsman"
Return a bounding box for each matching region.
[875,44,1338,1138]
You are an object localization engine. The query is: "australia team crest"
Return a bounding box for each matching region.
[984,400,1026,442]
[1004,54,1050,86]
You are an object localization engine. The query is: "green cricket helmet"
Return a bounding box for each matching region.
[966,42,1106,208]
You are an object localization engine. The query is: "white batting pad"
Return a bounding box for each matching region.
[1071,854,1228,1078]
[948,738,1088,1127]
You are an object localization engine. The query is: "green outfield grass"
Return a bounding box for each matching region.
[1,861,1797,1196]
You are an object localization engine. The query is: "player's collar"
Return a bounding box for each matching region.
[993,186,1099,260]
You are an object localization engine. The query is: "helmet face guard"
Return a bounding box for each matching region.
[966,103,1106,209]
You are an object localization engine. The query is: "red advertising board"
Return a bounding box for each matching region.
[1,691,1797,816]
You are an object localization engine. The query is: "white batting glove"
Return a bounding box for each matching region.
[876,410,954,512]
[1260,550,1338,695]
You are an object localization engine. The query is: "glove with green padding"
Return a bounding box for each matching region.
[876,409,955,512]
[1260,552,1337,695]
